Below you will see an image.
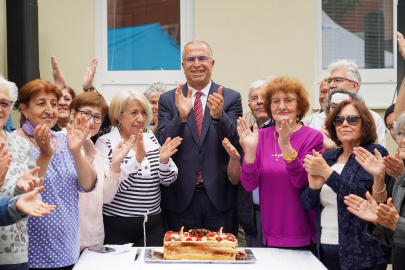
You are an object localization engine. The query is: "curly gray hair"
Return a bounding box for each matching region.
[324,88,364,116]
[144,82,168,100]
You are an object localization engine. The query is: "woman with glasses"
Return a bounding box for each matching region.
[301,100,391,270]
[238,76,323,252]
[344,111,405,270]
[14,79,97,270]
[69,92,136,251]
[95,89,181,246]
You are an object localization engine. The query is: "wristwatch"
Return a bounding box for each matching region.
[211,113,223,123]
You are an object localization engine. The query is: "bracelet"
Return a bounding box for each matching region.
[83,86,95,92]
[282,150,298,163]
[372,184,386,193]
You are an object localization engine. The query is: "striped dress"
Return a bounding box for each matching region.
[95,128,178,217]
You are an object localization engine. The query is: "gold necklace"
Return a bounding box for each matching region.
[274,129,278,162]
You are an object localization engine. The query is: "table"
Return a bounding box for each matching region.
[73,246,327,270]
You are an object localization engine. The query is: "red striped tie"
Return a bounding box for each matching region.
[194,91,203,184]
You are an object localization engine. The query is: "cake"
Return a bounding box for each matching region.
[163,228,238,260]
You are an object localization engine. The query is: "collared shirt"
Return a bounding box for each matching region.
[189,81,212,115]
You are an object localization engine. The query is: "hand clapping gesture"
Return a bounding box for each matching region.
[134,131,147,163]
[110,135,136,173]
[376,198,400,231]
[16,186,56,218]
[82,58,98,90]
[278,117,294,147]
[237,118,258,164]
[16,167,44,192]
[83,135,97,165]
[174,83,193,122]
[207,86,224,119]
[304,149,331,180]
[160,136,182,164]
[34,125,55,157]
[51,55,65,91]
[383,152,405,180]
[0,143,12,188]
[222,138,240,161]
[353,147,385,178]
[67,115,90,156]
[344,191,379,224]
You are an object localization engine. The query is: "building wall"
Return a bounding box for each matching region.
[0,0,398,155]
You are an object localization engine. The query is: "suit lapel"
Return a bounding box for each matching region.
[183,84,200,146]
[199,82,217,144]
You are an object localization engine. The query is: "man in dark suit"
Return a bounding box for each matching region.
[156,40,242,235]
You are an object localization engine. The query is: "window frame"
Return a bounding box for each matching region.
[314,0,397,109]
[94,0,194,98]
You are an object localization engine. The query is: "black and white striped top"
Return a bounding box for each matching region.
[95,128,178,217]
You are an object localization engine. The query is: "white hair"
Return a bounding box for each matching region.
[248,80,269,100]
[182,40,213,60]
[327,59,362,91]
[0,74,18,107]
[144,82,168,100]
[395,111,405,135]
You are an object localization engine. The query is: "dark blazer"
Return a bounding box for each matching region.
[300,143,391,270]
[156,81,242,212]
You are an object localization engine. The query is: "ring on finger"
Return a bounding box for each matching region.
[41,141,45,144]
[356,207,360,212]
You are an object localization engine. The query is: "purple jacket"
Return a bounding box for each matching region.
[241,125,323,247]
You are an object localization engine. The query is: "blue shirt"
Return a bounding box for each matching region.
[14,132,95,268]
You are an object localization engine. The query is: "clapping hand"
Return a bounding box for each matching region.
[0,143,12,188]
[16,167,44,192]
[376,198,400,231]
[175,83,193,122]
[304,149,330,179]
[383,152,405,180]
[82,58,98,90]
[83,134,97,165]
[51,55,65,91]
[134,131,147,163]
[353,147,385,178]
[15,186,56,218]
[237,118,258,151]
[110,135,136,173]
[207,86,224,119]
[222,138,240,162]
[320,124,336,153]
[67,115,90,156]
[278,117,293,146]
[307,173,325,191]
[34,125,55,157]
[160,136,182,164]
[344,191,378,224]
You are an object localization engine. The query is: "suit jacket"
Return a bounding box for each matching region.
[156,81,242,212]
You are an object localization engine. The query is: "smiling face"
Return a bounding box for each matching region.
[248,85,269,126]
[386,112,396,141]
[119,100,146,137]
[335,104,363,145]
[71,105,102,137]
[148,93,162,124]
[181,42,215,90]
[0,85,11,130]
[57,88,73,121]
[21,90,58,128]
[270,91,300,125]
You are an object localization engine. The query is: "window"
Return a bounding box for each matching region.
[95,0,194,102]
[315,0,397,109]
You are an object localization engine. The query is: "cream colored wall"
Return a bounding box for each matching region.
[0,0,397,155]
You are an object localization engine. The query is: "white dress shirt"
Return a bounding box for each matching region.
[188,81,212,115]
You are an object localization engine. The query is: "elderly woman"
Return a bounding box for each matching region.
[344,111,405,270]
[238,76,323,251]
[301,100,391,270]
[96,89,181,246]
[69,92,136,251]
[14,79,97,269]
[144,82,167,134]
[0,76,49,270]
[319,88,364,153]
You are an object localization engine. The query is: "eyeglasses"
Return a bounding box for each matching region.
[333,115,361,127]
[0,100,13,110]
[183,56,211,64]
[249,96,264,103]
[271,98,297,107]
[396,131,405,141]
[77,110,103,124]
[326,77,354,84]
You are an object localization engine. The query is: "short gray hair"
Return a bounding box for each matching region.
[109,89,152,130]
[0,74,18,107]
[182,40,213,60]
[248,80,268,100]
[324,88,364,116]
[395,112,405,138]
[327,59,362,90]
[144,82,168,100]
